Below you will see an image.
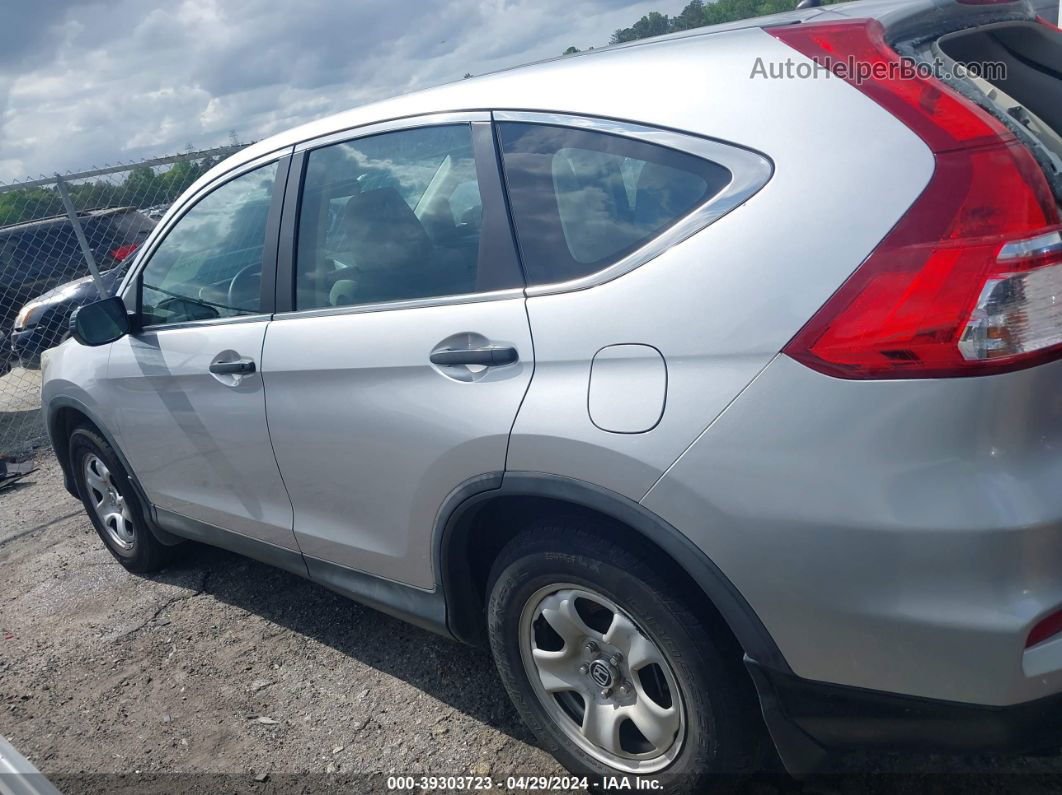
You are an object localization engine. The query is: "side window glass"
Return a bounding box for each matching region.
[295,124,485,310]
[498,122,732,286]
[449,180,482,228]
[139,161,278,326]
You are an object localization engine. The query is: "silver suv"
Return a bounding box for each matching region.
[41,0,1062,788]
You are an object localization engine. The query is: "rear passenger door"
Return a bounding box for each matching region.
[262,115,530,589]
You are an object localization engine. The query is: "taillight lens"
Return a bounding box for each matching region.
[1027,608,1062,648]
[771,19,1011,153]
[771,20,1062,379]
[961,234,1062,362]
[110,243,139,263]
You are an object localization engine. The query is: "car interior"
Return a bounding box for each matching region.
[138,197,273,326]
[295,152,484,310]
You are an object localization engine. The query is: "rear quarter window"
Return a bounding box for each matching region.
[497,122,732,286]
[104,210,157,243]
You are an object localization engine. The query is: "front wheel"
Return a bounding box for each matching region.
[70,425,174,573]
[486,520,767,792]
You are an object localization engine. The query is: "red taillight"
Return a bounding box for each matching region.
[771,19,1062,379]
[1027,609,1062,648]
[773,19,1010,153]
[1037,15,1062,33]
[110,243,139,263]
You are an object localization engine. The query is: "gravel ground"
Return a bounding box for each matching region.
[4,450,1062,794]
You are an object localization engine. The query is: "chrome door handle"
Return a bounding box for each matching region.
[209,358,256,375]
[429,347,518,367]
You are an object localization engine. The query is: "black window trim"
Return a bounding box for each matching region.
[273,111,526,321]
[120,147,294,332]
[492,110,774,297]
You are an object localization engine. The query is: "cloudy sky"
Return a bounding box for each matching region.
[0,0,678,182]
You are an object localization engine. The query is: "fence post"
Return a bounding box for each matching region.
[53,174,109,299]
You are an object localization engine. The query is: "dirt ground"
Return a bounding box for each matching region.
[4,450,1062,794]
[0,366,45,455]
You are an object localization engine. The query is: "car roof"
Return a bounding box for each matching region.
[188,8,820,190]
[189,0,959,191]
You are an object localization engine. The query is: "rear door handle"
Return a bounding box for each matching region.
[209,358,256,375]
[429,347,518,367]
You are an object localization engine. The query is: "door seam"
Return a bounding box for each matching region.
[502,292,535,475]
[258,320,307,566]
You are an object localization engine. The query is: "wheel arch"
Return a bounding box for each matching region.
[47,397,108,498]
[434,471,791,675]
[46,397,181,546]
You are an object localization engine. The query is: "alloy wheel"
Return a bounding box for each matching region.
[83,453,135,550]
[519,584,687,774]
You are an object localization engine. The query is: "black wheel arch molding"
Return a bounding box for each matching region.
[45,396,183,547]
[432,469,793,676]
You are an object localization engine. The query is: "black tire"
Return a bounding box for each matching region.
[487,517,767,793]
[69,425,173,573]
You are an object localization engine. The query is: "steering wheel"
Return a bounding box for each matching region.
[228,264,261,309]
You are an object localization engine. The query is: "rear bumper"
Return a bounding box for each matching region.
[747,657,1062,774]
[644,355,1062,707]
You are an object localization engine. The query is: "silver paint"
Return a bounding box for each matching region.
[644,355,1062,706]
[261,299,533,587]
[587,345,667,434]
[106,323,297,550]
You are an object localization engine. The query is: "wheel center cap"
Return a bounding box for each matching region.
[587,659,614,689]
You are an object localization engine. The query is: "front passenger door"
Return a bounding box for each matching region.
[107,156,298,551]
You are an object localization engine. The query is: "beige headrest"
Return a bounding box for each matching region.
[329,279,358,307]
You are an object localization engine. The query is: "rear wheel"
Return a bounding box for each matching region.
[487,519,766,792]
[70,425,173,573]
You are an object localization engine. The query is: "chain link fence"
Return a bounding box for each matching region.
[0,144,250,457]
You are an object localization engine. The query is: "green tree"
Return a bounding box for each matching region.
[120,166,161,208]
[703,0,792,26]
[0,187,63,227]
[159,159,199,202]
[68,179,119,213]
[563,46,580,55]
[610,0,847,45]
[672,0,705,31]
[611,10,672,44]
[706,0,846,26]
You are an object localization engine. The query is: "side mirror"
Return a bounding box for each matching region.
[69,296,131,347]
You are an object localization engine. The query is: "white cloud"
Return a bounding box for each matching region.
[0,0,673,182]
